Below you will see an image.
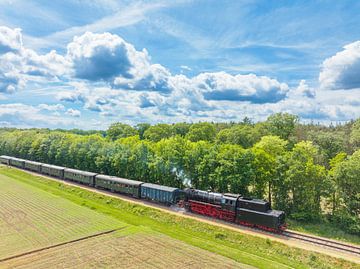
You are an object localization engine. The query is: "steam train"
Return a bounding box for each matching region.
[0,155,286,232]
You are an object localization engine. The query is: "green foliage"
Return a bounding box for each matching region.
[216,125,261,148]
[308,130,346,165]
[0,114,359,235]
[135,123,151,140]
[286,141,327,221]
[106,122,138,141]
[172,122,191,137]
[350,119,360,149]
[143,124,174,142]
[266,112,299,140]
[186,122,216,142]
[332,150,360,234]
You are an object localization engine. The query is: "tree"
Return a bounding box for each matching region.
[332,151,360,234]
[350,119,360,149]
[186,122,216,142]
[327,152,347,216]
[286,141,327,220]
[172,122,191,137]
[252,136,288,204]
[143,124,174,142]
[216,125,261,148]
[106,123,138,141]
[308,131,345,165]
[136,123,151,140]
[266,113,299,140]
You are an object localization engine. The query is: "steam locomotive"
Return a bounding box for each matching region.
[0,155,286,232]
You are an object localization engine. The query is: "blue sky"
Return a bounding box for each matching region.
[0,0,360,129]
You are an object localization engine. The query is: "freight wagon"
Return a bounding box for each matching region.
[141,183,183,205]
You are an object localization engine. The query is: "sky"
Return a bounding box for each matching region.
[0,0,360,129]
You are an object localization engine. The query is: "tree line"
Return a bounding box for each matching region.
[0,113,359,235]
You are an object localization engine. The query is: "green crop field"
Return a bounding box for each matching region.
[0,166,358,269]
[0,171,126,260]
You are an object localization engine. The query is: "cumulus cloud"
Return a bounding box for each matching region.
[0,27,22,53]
[38,103,65,111]
[320,41,360,90]
[67,31,152,83]
[0,71,24,93]
[0,103,75,128]
[67,32,139,80]
[289,80,315,98]
[5,26,357,125]
[193,72,289,103]
[0,26,68,93]
[65,108,81,117]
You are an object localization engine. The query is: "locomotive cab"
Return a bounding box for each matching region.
[221,193,240,211]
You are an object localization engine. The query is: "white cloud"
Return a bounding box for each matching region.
[0,103,75,128]
[180,65,191,71]
[67,31,149,81]
[289,80,315,98]
[0,26,69,93]
[3,25,360,126]
[65,108,81,117]
[0,26,22,53]
[38,103,65,111]
[319,41,360,90]
[0,70,24,93]
[193,72,289,104]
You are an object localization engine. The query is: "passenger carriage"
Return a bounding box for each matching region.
[95,175,143,198]
[64,168,97,186]
[41,164,65,179]
[0,155,11,165]
[24,160,42,172]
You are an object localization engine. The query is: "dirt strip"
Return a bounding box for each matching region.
[0,227,126,263]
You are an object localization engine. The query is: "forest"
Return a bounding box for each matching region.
[0,113,359,235]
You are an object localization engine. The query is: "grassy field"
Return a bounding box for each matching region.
[0,166,358,269]
[0,172,125,260]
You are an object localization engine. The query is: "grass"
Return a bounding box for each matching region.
[287,219,360,245]
[0,166,358,269]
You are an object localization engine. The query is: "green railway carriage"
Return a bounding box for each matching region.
[41,164,65,178]
[0,155,11,165]
[64,168,97,186]
[141,183,183,205]
[24,160,42,172]
[9,157,25,168]
[95,175,143,198]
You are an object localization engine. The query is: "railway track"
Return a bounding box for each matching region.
[283,230,360,255]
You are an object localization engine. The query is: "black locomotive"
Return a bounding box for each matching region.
[0,155,286,232]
